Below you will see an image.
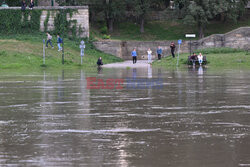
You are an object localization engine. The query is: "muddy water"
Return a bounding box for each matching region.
[0,67,250,167]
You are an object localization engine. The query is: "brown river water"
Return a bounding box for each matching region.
[0,67,250,167]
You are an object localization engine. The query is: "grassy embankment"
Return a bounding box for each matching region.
[153,48,250,69]
[91,18,250,41]
[0,33,122,70]
[91,17,250,69]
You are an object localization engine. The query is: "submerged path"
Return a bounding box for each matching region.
[103,60,150,68]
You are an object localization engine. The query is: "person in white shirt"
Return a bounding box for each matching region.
[147,48,152,64]
[197,53,203,66]
[46,32,54,48]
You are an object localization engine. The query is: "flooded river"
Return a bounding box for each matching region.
[0,67,250,167]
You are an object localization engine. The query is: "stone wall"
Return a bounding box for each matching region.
[93,27,250,60]
[0,6,89,38]
[39,6,89,38]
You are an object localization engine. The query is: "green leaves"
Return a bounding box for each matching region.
[180,0,248,38]
[0,10,42,34]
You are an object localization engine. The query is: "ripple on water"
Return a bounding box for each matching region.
[43,128,161,134]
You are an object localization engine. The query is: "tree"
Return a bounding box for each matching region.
[56,0,125,33]
[127,0,152,33]
[182,0,247,39]
[102,0,126,32]
[174,0,190,18]
[224,0,248,21]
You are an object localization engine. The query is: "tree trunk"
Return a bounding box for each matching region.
[90,10,95,24]
[198,23,204,39]
[107,18,114,33]
[140,17,145,33]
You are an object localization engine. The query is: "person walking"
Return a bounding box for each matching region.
[156,46,162,60]
[197,53,203,66]
[46,32,54,49]
[21,0,27,11]
[131,48,137,64]
[170,42,176,58]
[57,34,63,51]
[147,48,152,64]
[29,0,34,9]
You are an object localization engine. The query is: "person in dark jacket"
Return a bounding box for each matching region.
[156,46,163,60]
[190,52,197,66]
[170,42,176,58]
[21,0,27,11]
[97,57,103,66]
[29,0,34,9]
[57,34,63,51]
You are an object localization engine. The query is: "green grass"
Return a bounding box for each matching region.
[0,33,123,70]
[92,16,250,41]
[153,48,250,70]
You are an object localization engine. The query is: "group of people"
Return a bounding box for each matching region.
[190,52,203,66]
[46,32,63,52]
[46,32,104,67]
[131,42,176,64]
[21,0,34,10]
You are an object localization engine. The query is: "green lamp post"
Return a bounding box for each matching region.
[51,0,54,6]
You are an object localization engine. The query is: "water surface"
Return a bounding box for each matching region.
[0,67,250,167]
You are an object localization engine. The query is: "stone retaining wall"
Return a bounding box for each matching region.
[93,27,250,60]
[0,6,89,38]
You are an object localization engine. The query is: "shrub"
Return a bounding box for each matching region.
[0,10,42,34]
[102,34,111,39]
[100,26,108,34]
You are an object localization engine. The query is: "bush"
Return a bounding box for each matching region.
[0,10,42,34]
[102,34,111,39]
[100,26,108,34]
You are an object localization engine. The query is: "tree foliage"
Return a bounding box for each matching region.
[55,0,248,36]
[126,0,152,33]
[181,0,248,38]
[3,0,38,6]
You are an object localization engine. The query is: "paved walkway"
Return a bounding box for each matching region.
[103,60,150,68]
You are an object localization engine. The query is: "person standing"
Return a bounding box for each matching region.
[147,48,152,64]
[131,48,137,64]
[21,0,27,11]
[46,32,54,49]
[57,34,63,51]
[197,53,203,66]
[170,42,176,58]
[29,0,34,9]
[156,46,162,60]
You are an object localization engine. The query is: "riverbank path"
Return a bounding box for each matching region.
[103,60,150,68]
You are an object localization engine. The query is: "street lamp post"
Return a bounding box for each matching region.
[43,39,46,65]
[80,41,85,65]
[185,34,196,56]
[62,8,64,65]
[177,39,182,67]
